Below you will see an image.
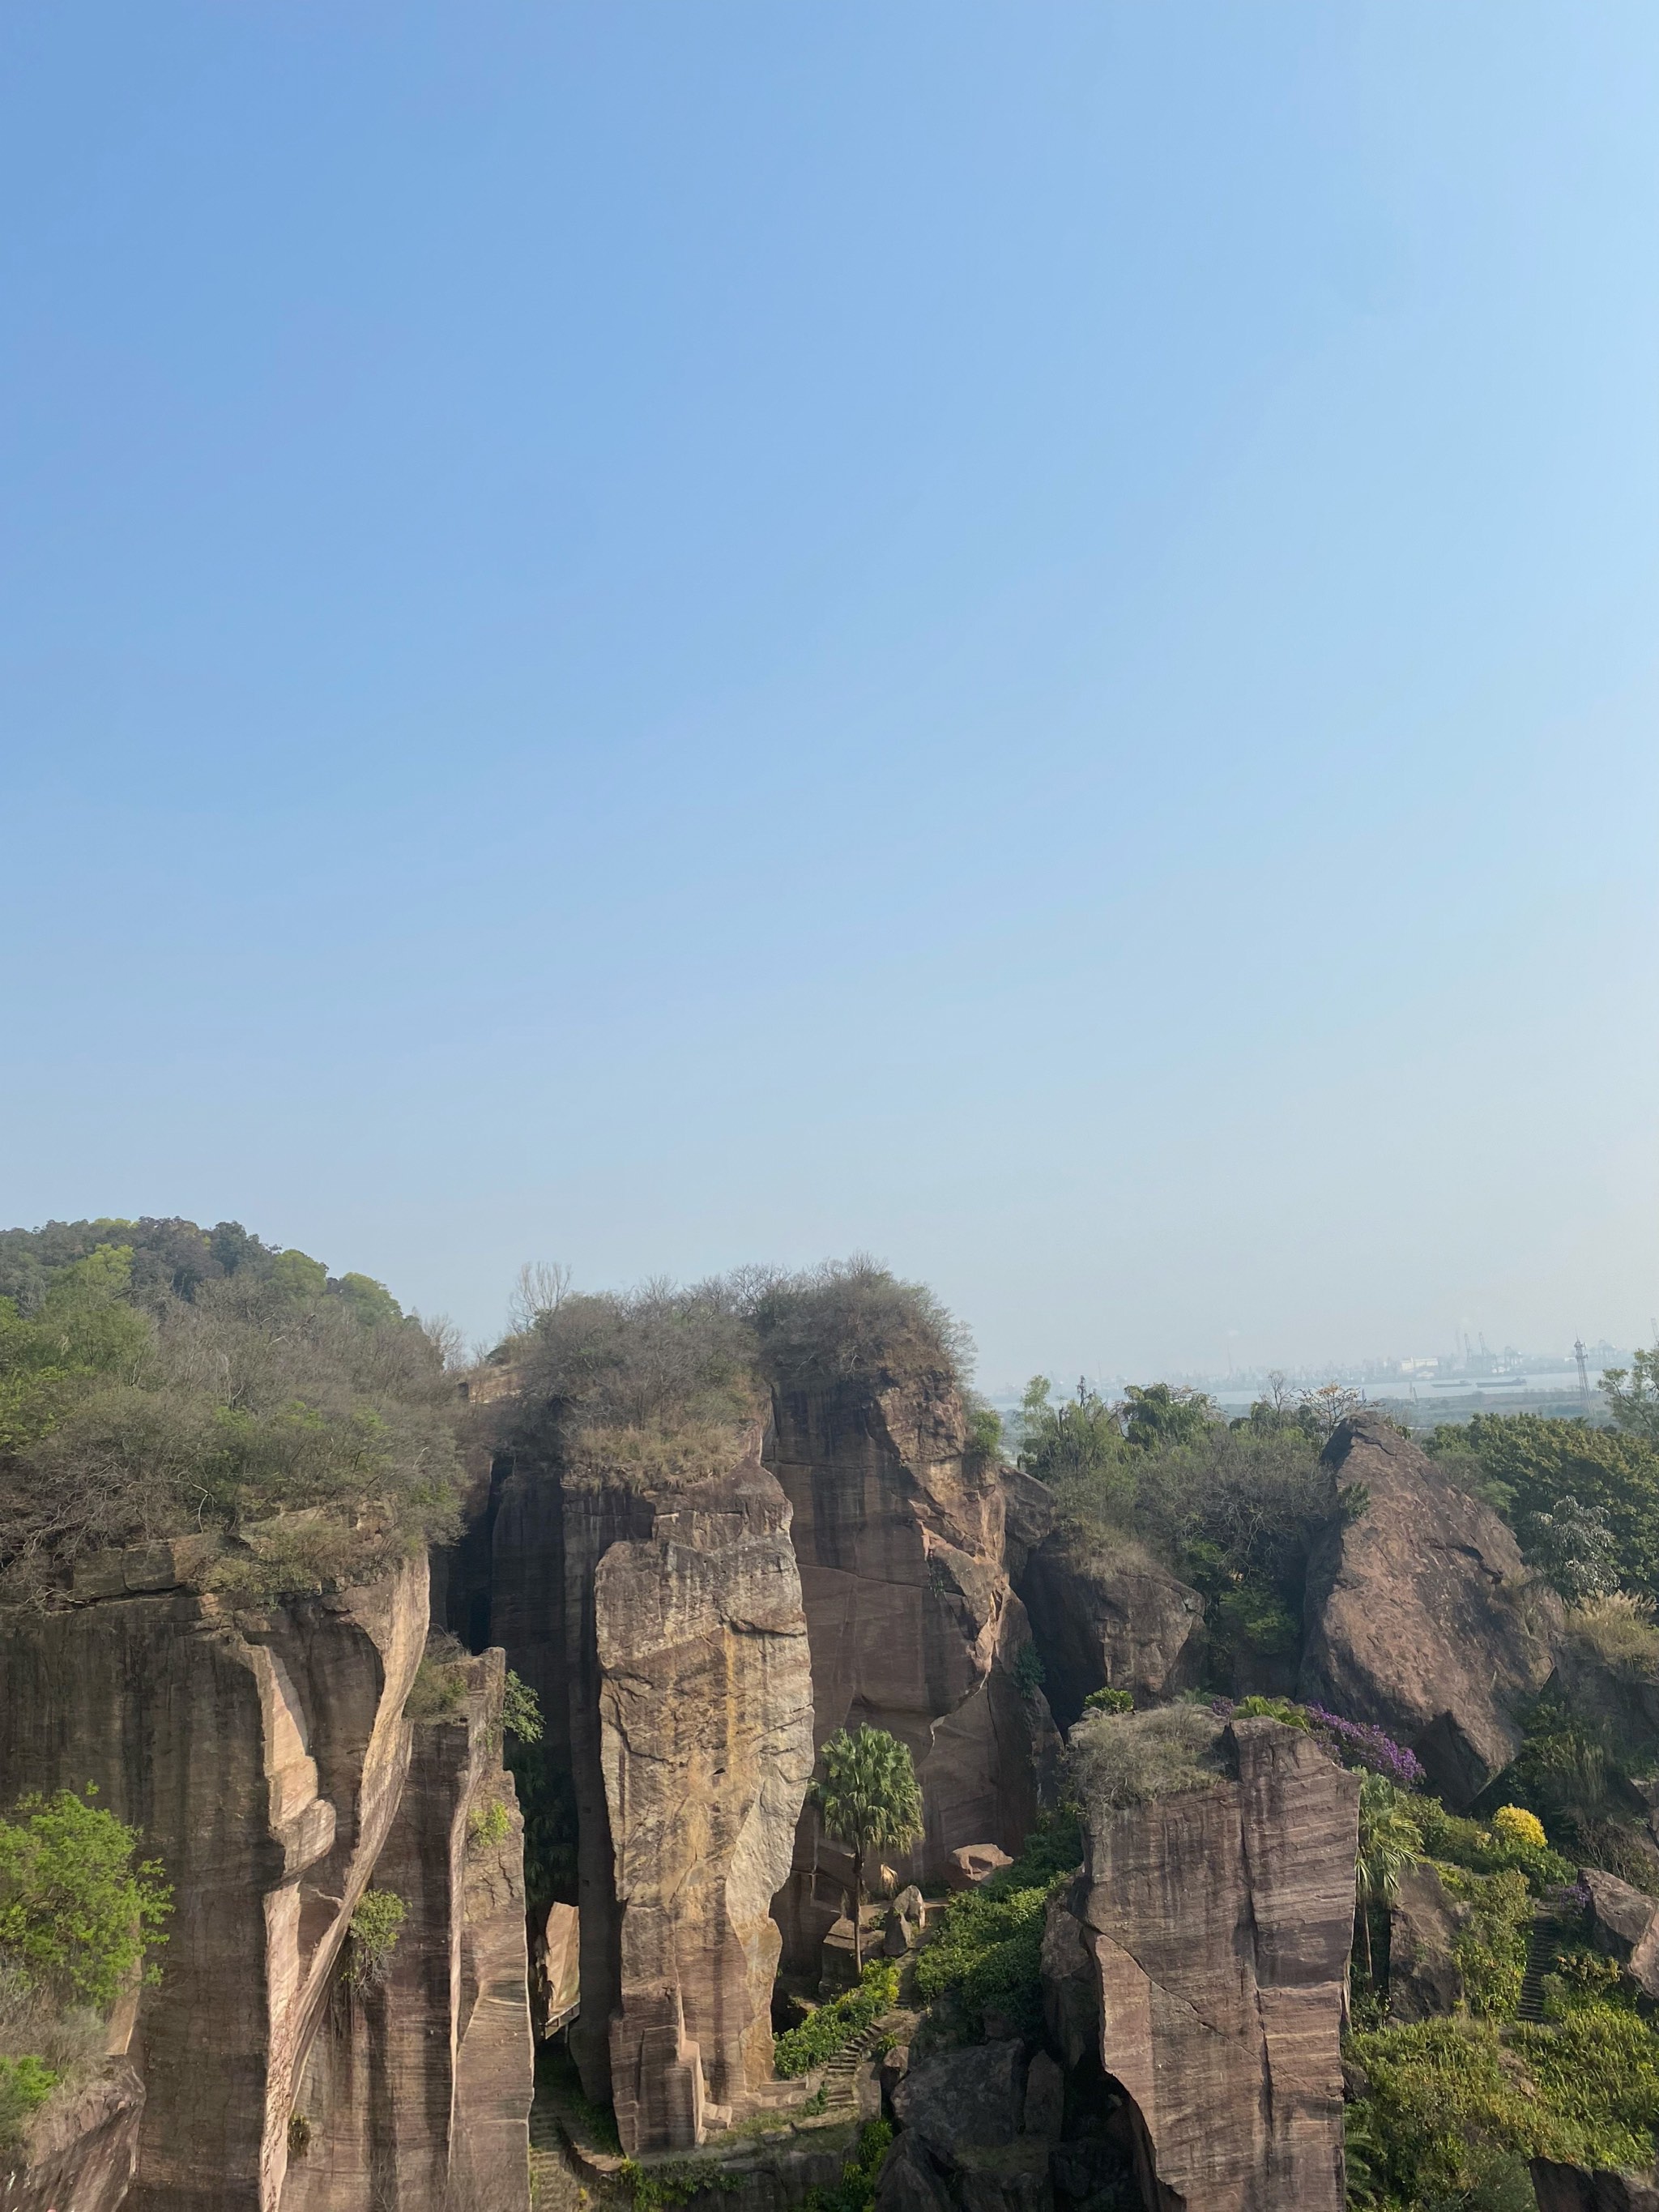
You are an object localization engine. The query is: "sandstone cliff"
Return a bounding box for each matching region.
[766,1374,1059,1966]
[482,1420,814,2151]
[1299,1412,1559,1805]
[279,1648,533,2212]
[1049,1714,1358,2210]
[0,1538,532,2212]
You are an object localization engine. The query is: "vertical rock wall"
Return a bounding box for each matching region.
[0,1543,427,2211]
[481,1421,814,2152]
[1052,1717,1358,2212]
[280,1650,533,2212]
[766,1377,1057,1964]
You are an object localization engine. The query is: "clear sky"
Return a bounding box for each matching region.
[3,4,1657,1386]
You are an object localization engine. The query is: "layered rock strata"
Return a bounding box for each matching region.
[280,1649,533,2212]
[1299,1413,1559,1806]
[484,1421,814,2150]
[0,2061,145,2212]
[766,1375,1058,1964]
[1049,1716,1358,2211]
[0,1539,532,2212]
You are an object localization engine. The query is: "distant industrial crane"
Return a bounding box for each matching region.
[1575,1338,1591,1405]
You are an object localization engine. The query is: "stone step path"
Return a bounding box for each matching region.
[1516,1911,1563,2023]
[815,2012,905,2120]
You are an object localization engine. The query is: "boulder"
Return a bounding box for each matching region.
[1299,1413,1559,1806]
[1016,1527,1204,1723]
[1533,2163,1659,2211]
[1387,1863,1465,2022]
[879,2043,911,2119]
[1056,1716,1358,2210]
[1021,2052,1065,2140]
[946,1843,1014,1890]
[1582,1868,1659,1998]
[882,2046,1053,2212]
[891,2041,1027,2155]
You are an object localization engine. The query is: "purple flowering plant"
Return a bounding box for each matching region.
[1302,1706,1426,1789]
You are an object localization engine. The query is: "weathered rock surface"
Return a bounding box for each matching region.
[1053,1716,1358,2211]
[880,2044,1052,2212]
[281,1648,533,2211]
[0,2060,145,2212]
[766,1376,1058,1963]
[1533,2163,1659,2211]
[484,1420,813,2150]
[0,1545,429,2210]
[1387,1863,1465,2023]
[1013,1520,1203,1726]
[1581,1868,1659,1999]
[595,1434,815,2151]
[1299,1413,1559,1806]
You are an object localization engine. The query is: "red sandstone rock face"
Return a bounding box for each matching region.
[485,1422,814,2153]
[1299,1413,1559,1807]
[0,2061,145,2212]
[0,1544,531,2212]
[1051,1718,1358,2212]
[280,1650,533,2212]
[766,1376,1060,1965]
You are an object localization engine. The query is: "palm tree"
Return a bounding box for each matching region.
[1354,1772,1422,1987]
[815,1727,925,1971]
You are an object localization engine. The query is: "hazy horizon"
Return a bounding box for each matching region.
[5,4,1657,1386]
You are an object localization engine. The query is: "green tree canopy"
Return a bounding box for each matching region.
[815,1727,924,1970]
[0,1787,171,2013]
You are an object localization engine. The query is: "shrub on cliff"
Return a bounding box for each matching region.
[1435,1414,1659,1600]
[772,1961,898,2077]
[1068,1704,1226,1811]
[747,1259,970,1394]
[0,1219,460,1603]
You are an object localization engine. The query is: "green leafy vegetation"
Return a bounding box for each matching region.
[1017,1378,1328,1689]
[813,1728,924,1971]
[343,1888,407,1988]
[0,1787,171,2012]
[913,1812,1082,2042]
[502,1669,543,1742]
[1434,1414,1659,1601]
[467,1798,511,1848]
[1410,1797,1574,1894]
[0,1217,461,1605]
[1438,1864,1531,2022]
[0,2053,58,2149]
[1354,1775,1424,1986]
[0,1787,171,2150]
[772,1961,899,2078]
[801,2118,894,2212]
[1081,1686,1134,1715]
[1347,2009,1659,2207]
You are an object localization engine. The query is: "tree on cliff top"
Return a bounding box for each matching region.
[814,1726,924,1971]
[0,1218,461,1605]
[747,1258,971,1394]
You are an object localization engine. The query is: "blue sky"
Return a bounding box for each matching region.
[2,3,1657,1385]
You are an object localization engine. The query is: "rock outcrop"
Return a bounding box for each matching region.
[1049,1715,1358,2211]
[1533,2164,1659,2211]
[1386,1863,1465,2023]
[0,1539,532,2212]
[766,1374,1058,1966]
[1,2061,145,2212]
[280,1649,533,2211]
[1581,1868,1659,1999]
[1299,1413,1559,1806]
[1015,1526,1203,1725]
[484,1419,813,2150]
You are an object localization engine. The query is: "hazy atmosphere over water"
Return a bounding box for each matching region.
[3,3,1657,1384]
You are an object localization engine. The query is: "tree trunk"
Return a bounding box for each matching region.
[1356,1895,1372,1984]
[852,1864,864,1973]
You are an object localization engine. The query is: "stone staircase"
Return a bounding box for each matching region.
[814,2012,904,2121]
